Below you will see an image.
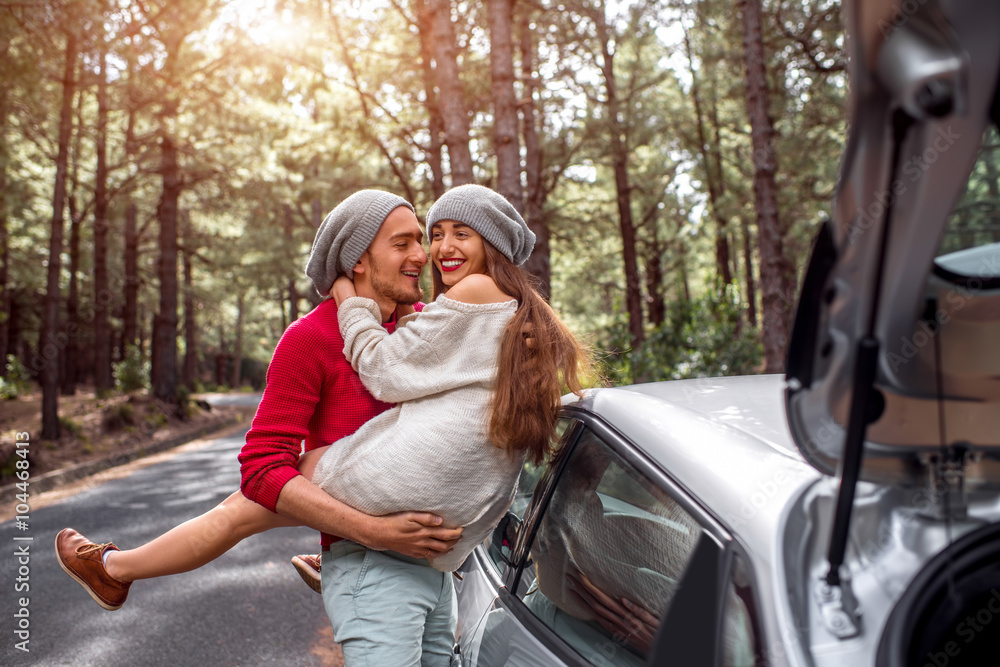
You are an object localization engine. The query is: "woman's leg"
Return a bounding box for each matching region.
[106,446,331,582]
[105,489,299,581]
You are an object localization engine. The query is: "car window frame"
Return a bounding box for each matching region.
[496,404,741,666]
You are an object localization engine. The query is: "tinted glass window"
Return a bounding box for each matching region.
[722,554,763,667]
[484,418,576,573]
[516,429,703,665]
[935,123,1000,282]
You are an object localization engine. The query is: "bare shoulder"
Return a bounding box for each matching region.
[446,274,515,304]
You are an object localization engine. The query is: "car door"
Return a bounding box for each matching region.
[457,410,757,667]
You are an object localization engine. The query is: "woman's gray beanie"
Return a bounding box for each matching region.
[426,184,535,265]
[305,190,414,296]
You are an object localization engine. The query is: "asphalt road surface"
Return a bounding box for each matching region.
[0,425,340,666]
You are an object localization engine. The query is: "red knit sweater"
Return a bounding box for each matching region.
[238,297,422,546]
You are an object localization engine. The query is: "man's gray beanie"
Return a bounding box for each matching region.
[305,190,414,296]
[426,184,535,265]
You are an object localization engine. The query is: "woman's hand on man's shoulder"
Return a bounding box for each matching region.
[330,275,357,306]
[446,274,514,304]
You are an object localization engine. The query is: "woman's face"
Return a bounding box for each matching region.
[430,220,488,286]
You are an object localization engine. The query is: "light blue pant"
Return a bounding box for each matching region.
[321,541,457,667]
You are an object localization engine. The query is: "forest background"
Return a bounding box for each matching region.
[0,0,845,441]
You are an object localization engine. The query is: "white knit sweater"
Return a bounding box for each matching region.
[312,294,525,572]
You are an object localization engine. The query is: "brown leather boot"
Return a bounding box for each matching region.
[291,554,322,594]
[55,528,132,610]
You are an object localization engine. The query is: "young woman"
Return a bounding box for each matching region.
[56,184,589,665]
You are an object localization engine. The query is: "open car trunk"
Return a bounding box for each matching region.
[785,0,1000,491]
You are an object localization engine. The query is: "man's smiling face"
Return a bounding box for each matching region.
[356,206,427,309]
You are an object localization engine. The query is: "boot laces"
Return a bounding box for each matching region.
[76,542,114,557]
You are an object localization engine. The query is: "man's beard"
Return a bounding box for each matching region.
[368,253,423,306]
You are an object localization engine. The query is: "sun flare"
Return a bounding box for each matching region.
[218,0,304,46]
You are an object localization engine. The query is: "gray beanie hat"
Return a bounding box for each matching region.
[426,184,535,265]
[305,190,414,296]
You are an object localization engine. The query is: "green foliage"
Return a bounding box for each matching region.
[0,355,32,399]
[175,384,196,420]
[598,286,762,386]
[144,411,168,431]
[58,416,85,440]
[113,346,150,394]
[0,0,845,398]
[102,402,136,432]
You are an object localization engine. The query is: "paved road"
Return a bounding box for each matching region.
[0,426,338,666]
[200,392,265,409]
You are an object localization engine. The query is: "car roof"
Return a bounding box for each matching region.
[569,375,821,548]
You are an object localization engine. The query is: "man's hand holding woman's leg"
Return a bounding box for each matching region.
[288,445,462,559]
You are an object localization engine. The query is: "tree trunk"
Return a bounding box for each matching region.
[426,0,474,185]
[62,201,80,395]
[288,281,299,323]
[182,216,197,390]
[489,0,522,210]
[152,121,181,401]
[284,205,299,322]
[416,0,446,199]
[594,7,643,348]
[307,197,324,307]
[138,305,147,357]
[741,215,758,328]
[123,202,139,350]
[278,289,287,331]
[682,23,733,289]
[93,46,112,392]
[741,0,791,372]
[0,34,10,375]
[41,30,78,440]
[645,220,666,327]
[230,293,244,389]
[675,209,692,304]
[518,9,551,299]
[7,292,21,364]
[0,192,7,377]
[216,325,227,387]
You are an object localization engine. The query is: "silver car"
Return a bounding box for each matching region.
[451,0,1000,665]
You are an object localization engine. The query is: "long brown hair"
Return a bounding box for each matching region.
[432,243,589,465]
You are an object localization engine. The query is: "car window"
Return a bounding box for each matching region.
[509,417,575,519]
[484,417,577,573]
[722,553,763,667]
[515,429,703,666]
[934,122,1000,282]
